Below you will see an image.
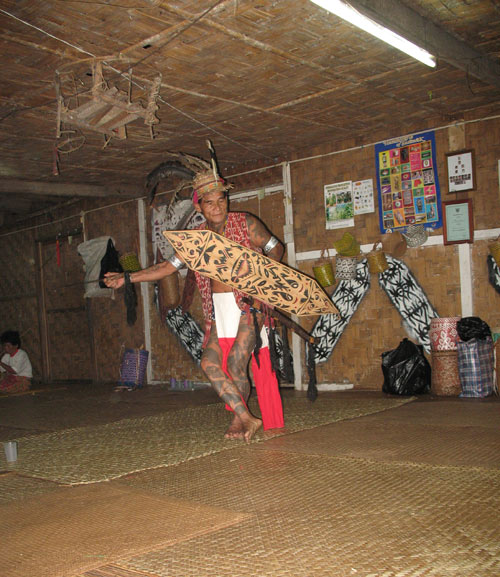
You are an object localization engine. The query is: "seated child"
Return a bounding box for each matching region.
[0,330,32,394]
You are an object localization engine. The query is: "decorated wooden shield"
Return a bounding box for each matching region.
[163,229,339,316]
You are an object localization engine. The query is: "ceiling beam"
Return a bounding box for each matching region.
[345,0,500,90]
[0,196,42,212]
[0,180,139,197]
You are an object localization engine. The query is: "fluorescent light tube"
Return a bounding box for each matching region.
[310,0,436,68]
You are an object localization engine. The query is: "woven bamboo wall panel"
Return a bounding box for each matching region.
[41,235,85,310]
[229,165,283,193]
[462,118,500,230]
[472,240,500,332]
[85,202,146,384]
[0,229,37,297]
[230,189,286,245]
[46,310,93,381]
[0,228,40,381]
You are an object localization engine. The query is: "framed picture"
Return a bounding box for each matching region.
[446,149,475,193]
[443,199,474,245]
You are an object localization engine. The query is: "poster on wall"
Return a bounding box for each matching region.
[375,130,442,234]
[324,180,355,229]
[353,179,374,215]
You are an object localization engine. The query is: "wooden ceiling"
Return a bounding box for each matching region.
[1,0,500,227]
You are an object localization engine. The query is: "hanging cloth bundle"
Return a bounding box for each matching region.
[252,308,263,367]
[99,238,123,288]
[307,342,318,401]
[267,321,282,379]
[281,324,294,383]
[124,272,138,326]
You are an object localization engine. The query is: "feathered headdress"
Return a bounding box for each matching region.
[145,140,231,206]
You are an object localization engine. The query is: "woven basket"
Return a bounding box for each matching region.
[431,350,461,396]
[333,232,360,257]
[429,317,460,351]
[118,348,149,389]
[335,255,357,280]
[489,235,500,266]
[119,252,141,272]
[158,271,181,312]
[381,231,407,258]
[402,224,428,248]
[367,242,388,273]
[313,248,335,287]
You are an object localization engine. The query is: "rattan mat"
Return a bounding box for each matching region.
[115,448,500,577]
[0,482,249,577]
[1,396,413,484]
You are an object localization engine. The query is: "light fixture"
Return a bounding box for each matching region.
[310,0,436,68]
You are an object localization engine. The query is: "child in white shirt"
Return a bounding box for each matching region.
[0,330,32,394]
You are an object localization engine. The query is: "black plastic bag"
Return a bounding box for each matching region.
[382,338,431,396]
[456,316,491,342]
[99,238,123,288]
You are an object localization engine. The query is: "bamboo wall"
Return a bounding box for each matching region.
[1,117,499,389]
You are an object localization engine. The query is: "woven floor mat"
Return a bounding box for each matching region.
[0,482,249,577]
[0,471,61,505]
[1,396,413,485]
[80,566,160,577]
[114,449,500,577]
[368,398,500,429]
[250,419,500,469]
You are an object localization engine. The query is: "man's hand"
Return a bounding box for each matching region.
[103,271,125,289]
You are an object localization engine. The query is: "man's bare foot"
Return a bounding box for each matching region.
[224,415,244,439]
[241,414,262,444]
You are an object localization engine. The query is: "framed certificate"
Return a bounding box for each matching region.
[443,199,474,245]
[446,149,475,193]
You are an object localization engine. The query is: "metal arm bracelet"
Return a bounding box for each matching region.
[167,254,185,270]
[263,236,279,255]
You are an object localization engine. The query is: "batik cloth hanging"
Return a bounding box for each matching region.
[378,256,438,352]
[311,260,371,363]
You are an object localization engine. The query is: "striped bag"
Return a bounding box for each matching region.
[457,337,495,397]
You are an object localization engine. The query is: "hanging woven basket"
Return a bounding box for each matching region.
[333,232,360,257]
[488,235,500,266]
[335,255,358,280]
[402,224,428,248]
[158,271,181,313]
[313,248,335,287]
[366,242,388,273]
[119,252,141,272]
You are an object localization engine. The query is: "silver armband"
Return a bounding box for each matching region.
[168,254,185,270]
[263,236,279,255]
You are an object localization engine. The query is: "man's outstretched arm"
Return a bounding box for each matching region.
[104,256,184,289]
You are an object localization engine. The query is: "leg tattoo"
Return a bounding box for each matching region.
[200,318,263,442]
